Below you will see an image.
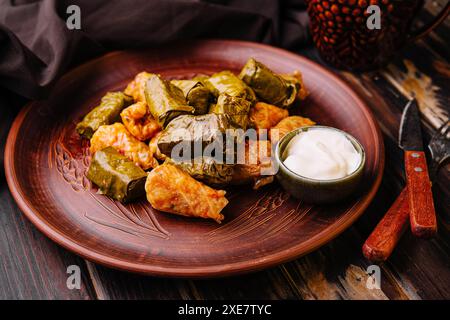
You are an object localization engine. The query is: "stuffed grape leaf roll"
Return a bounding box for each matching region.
[90,123,158,170]
[87,147,147,203]
[166,157,234,187]
[76,92,133,139]
[171,79,211,115]
[239,58,297,108]
[282,71,309,101]
[231,139,275,190]
[157,113,238,159]
[205,71,256,104]
[145,74,194,127]
[145,164,228,223]
[209,94,251,129]
[149,131,167,161]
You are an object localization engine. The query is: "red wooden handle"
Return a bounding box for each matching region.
[404,150,437,238]
[362,188,409,262]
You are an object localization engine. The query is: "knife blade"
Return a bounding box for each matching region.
[399,99,424,151]
[399,99,437,238]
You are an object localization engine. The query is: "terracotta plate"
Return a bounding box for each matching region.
[5,40,384,277]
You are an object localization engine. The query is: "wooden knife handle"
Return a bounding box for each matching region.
[405,150,437,238]
[362,188,409,262]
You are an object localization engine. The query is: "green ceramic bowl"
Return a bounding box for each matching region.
[275,126,366,204]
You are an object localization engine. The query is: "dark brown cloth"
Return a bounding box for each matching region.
[0,0,309,100]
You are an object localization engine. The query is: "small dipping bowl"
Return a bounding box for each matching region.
[275,126,366,204]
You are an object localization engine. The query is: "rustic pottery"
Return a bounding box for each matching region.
[5,40,384,277]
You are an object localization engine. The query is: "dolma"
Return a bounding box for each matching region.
[90,123,158,170]
[87,147,147,203]
[157,113,238,159]
[249,102,289,133]
[269,116,316,143]
[209,94,251,129]
[149,131,167,161]
[76,92,133,139]
[205,71,256,104]
[239,58,297,108]
[145,74,194,127]
[166,157,234,187]
[124,72,152,103]
[120,101,161,141]
[231,140,275,190]
[171,79,211,115]
[282,71,309,101]
[145,164,228,223]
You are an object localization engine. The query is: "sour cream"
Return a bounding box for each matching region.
[283,128,361,180]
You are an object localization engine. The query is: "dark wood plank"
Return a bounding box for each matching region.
[0,91,95,300]
[0,172,96,299]
[337,43,450,299]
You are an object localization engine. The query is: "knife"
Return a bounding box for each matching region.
[399,98,437,238]
[363,119,448,262]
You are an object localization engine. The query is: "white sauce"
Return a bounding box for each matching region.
[283,129,361,180]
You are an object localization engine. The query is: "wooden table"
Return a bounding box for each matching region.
[1,1,449,300]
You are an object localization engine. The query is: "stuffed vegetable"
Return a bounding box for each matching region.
[145,74,195,127]
[145,164,228,223]
[124,72,152,103]
[269,116,316,143]
[87,147,147,203]
[171,79,211,115]
[239,58,297,108]
[90,123,158,170]
[209,94,251,129]
[120,101,161,141]
[166,157,234,187]
[205,71,256,104]
[282,71,309,101]
[232,139,275,189]
[76,92,133,139]
[249,102,289,133]
[74,58,314,224]
[149,131,167,161]
[157,113,238,159]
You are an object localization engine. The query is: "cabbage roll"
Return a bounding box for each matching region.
[90,123,158,170]
[269,116,316,143]
[171,79,211,115]
[87,147,147,203]
[209,94,251,129]
[145,74,194,127]
[120,101,161,141]
[239,58,297,108]
[76,92,133,139]
[166,157,234,187]
[145,164,228,223]
[124,72,152,103]
[205,71,256,104]
[249,102,289,132]
[157,113,238,159]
